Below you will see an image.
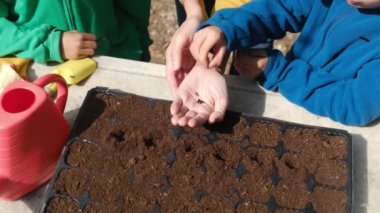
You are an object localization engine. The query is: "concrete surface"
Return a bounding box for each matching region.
[0,56,378,212]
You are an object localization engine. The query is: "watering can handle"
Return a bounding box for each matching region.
[33,74,68,113]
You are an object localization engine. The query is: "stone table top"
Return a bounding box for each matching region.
[0,56,378,212]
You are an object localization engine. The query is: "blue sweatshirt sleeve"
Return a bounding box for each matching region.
[200,0,314,50]
[262,50,380,126]
[0,2,64,64]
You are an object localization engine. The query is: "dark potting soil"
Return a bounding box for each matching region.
[45,197,79,213]
[43,88,351,213]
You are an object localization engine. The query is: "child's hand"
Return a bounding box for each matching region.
[165,17,201,95]
[170,63,228,127]
[61,31,97,60]
[234,49,269,80]
[190,26,227,68]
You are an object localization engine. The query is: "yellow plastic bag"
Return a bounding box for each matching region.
[48,58,97,93]
[0,57,31,80]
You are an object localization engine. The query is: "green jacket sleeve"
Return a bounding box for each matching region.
[0,2,64,64]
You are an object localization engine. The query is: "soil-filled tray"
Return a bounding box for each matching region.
[40,87,352,213]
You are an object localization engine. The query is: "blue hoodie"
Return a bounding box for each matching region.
[201,0,380,126]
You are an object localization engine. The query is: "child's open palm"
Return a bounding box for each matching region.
[170,63,228,127]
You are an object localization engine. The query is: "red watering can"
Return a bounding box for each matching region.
[0,74,70,200]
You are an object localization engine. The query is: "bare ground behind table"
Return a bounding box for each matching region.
[148,0,298,65]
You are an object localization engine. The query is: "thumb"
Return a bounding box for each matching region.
[209,96,228,124]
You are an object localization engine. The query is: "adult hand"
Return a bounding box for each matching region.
[234,49,269,80]
[171,63,228,127]
[165,17,201,95]
[61,31,97,60]
[190,26,228,68]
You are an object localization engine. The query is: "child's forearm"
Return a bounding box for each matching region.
[182,0,208,21]
[262,50,380,126]
[0,19,63,64]
[199,0,311,50]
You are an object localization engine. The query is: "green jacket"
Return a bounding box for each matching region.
[0,0,152,64]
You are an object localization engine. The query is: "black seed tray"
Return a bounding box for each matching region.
[39,87,353,213]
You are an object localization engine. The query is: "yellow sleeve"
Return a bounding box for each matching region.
[180,0,251,15]
[214,0,251,11]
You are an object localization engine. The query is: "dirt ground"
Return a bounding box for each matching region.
[148,0,298,65]
[148,0,177,64]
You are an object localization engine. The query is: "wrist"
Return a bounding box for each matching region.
[186,14,207,22]
[182,0,208,22]
[194,61,224,75]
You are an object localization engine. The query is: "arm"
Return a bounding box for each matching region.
[165,0,208,95]
[200,0,314,50]
[182,0,208,20]
[262,50,380,126]
[0,2,63,64]
[234,49,268,80]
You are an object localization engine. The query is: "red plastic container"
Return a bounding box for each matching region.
[0,74,70,200]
